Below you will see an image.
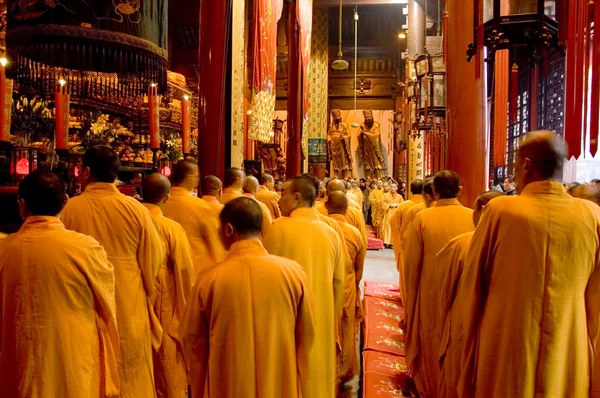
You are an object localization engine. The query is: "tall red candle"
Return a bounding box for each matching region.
[0,60,12,143]
[182,95,191,154]
[148,84,160,149]
[55,80,69,150]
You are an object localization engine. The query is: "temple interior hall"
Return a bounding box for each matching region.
[1,0,600,397]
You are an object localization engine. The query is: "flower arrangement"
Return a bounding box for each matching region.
[11,96,55,146]
[75,112,134,152]
[161,128,183,161]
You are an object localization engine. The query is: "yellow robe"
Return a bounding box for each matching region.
[200,195,224,215]
[62,182,164,398]
[381,192,404,245]
[351,187,364,210]
[242,193,273,237]
[403,199,474,398]
[256,185,282,219]
[316,199,368,248]
[219,187,243,204]
[330,214,366,382]
[458,181,600,398]
[435,231,473,398]
[180,239,315,398]
[370,188,384,233]
[163,186,225,273]
[143,204,196,398]
[0,216,119,397]
[264,208,345,398]
[391,195,424,261]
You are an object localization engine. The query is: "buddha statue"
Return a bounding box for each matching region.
[358,110,387,179]
[327,109,353,179]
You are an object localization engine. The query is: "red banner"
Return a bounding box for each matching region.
[148,84,160,149]
[0,66,12,143]
[297,0,312,121]
[494,50,509,167]
[182,96,191,154]
[55,84,70,150]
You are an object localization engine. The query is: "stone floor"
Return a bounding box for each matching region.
[340,248,398,398]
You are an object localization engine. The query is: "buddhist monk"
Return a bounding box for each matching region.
[162,161,225,273]
[61,146,164,398]
[0,170,118,397]
[458,131,600,398]
[264,176,345,398]
[325,192,366,386]
[369,180,384,228]
[180,197,316,398]
[345,180,359,204]
[316,178,368,247]
[569,182,600,206]
[257,172,282,219]
[381,182,404,247]
[142,173,196,398]
[403,170,474,398]
[242,175,273,236]
[350,180,364,210]
[435,190,502,398]
[201,175,224,214]
[219,168,244,204]
[390,179,424,261]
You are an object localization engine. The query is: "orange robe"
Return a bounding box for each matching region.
[391,195,424,261]
[243,193,273,237]
[264,208,345,398]
[0,216,119,397]
[200,195,224,215]
[370,188,384,235]
[381,192,404,245]
[435,231,473,398]
[403,198,474,398]
[459,181,600,398]
[62,182,164,398]
[351,188,364,210]
[256,185,282,219]
[163,186,225,273]
[316,199,368,248]
[330,214,366,382]
[180,239,315,398]
[219,187,243,204]
[143,204,196,398]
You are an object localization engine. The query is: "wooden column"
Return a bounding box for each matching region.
[198,0,231,180]
[286,2,302,178]
[446,0,486,208]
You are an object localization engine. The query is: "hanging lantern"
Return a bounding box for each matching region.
[10,147,38,184]
[159,159,173,178]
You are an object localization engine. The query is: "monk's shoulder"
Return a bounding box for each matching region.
[572,197,600,220]
[444,231,474,254]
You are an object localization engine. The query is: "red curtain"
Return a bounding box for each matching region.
[590,0,600,156]
[494,50,509,167]
[297,0,312,122]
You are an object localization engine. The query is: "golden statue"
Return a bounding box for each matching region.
[327,109,353,179]
[358,110,387,179]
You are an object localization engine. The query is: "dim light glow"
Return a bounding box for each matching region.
[58,79,66,87]
[74,166,81,178]
[150,82,157,88]
[398,33,407,39]
[160,166,172,177]
[0,58,7,67]
[247,110,252,115]
[183,94,189,101]
[16,158,29,175]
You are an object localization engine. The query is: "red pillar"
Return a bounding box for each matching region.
[446,0,487,208]
[286,2,302,178]
[198,0,231,180]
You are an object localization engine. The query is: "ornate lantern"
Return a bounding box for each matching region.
[10,146,38,184]
[159,158,173,178]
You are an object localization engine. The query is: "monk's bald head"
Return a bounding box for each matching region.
[516,131,565,193]
[143,172,171,205]
[224,168,244,189]
[202,175,222,196]
[220,197,263,249]
[279,176,317,216]
[243,176,260,195]
[473,190,504,226]
[326,179,346,196]
[433,170,461,200]
[172,160,198,185]
[570,184,600,206]
[325,191,348,216]
[423,178,435,207]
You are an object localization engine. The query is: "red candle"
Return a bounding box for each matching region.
[148,84,160,149]
[55,80,69,150]
[0,59,12,143]
[182,95,191,154]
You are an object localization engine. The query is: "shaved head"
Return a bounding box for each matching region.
[570,184,600,206]
[225,168,244,188]
[473,190,504,226]
[220,197,263,249]
[326,179,346,196]
[143,172,171,204]
[172,160,198,185]
[433,170,461,199]
[410,179,424,195]
[202,175,222,196]
[516,131,565,193]
[325,191,348,215]
[260,173,274,185]
[243,176,260,195]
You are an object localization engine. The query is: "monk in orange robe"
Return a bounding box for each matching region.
[200,175,224,214]
[390,179,424,261]
[403,171,474,398]
[264,176,345,398]
[142,173,196,398]
[180,197,315,398]
[162,161,225,273]
[326,192,366,385]
[219,168,244,204]
[435,190,502,398]
[242,175,273,236]
[257,173,282,219]
[0,170,119,397]
[62,146,164,398]
[381,182,404,246]
[459,132,600,398]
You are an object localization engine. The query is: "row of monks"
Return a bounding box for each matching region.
[0,144,371,397]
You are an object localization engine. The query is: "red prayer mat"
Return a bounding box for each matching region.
[363,297,405,356]
[362,352,414,398]
[364,284,402,303]
[367,237,384,250]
